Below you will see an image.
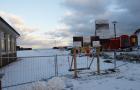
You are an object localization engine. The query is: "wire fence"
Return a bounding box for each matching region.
[0,54,98,90]
[0,53,116,90]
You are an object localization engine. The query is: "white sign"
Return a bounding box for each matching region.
[92,41,101,47]
[83,36,90,43]
[95,20,109,24]
[73,41,82,47]
[95,20,109,30]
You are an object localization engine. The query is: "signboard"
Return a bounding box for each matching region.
[73,41,82,47]
[73,36,83,47]
[83,36,91,47]
[95,20,110,39]
[83,36,90,43]
[73,36,101,47]
[92,41,101,47]
[95,20,109,30]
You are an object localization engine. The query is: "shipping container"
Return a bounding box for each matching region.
[120,35,130,49]
[130,35,138,47]
[100,39,110,50]
[90,36,100,47]
[109,38,120,50]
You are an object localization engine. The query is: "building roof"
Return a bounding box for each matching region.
[0,17,20,36]
[134,29,140,35]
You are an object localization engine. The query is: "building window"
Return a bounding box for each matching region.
[4,34,7,52]
[7,35,10,52]
[10,37,12,52]
[10,37,15,52]
[13,38,16,52]
[0,32,6,52]
[0,33,16,53]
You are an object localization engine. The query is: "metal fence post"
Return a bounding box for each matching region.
[96,47,100,75]
[0,54,2,68]
[114,50,117,69]
[0,74,4,90]
[54,55,58,77]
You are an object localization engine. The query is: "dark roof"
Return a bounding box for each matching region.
[0,17,20,36]
[134,29,140,35]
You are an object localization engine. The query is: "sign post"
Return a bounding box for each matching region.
[72,36,101,76]
[112,21,117,69]
[93,41,101,75]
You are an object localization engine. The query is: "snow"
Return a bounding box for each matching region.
[41,77,79,90]
[46,77,66,90]
[28,63,140,90]
[46,77,79,90]
[17,49,69,57]
[75,62,140,90]
[25,77,79,90]
[30,81,47,90]
[0,49,140,90]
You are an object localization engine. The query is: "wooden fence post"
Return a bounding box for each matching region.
[96,47,100,75]
[73,48,78,78]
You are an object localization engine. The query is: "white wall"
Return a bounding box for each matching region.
[137,34,140,46]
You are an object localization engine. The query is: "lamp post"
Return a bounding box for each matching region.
[112,21,117,39]
[112,21,117,69]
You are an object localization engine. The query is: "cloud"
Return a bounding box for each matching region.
[0,11,72,48]
[0,11,37,34]
[62,0,140,37]
[44,23,73,46]
[63,0,113,15]
[1,0,140,48]
[0,12,53,48]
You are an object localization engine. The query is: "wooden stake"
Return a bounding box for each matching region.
[96,47,100,74]
[73,48,78,78]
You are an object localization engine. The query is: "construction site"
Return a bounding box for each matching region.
[0,0,140,90]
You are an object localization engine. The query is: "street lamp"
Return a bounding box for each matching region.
[112,21,117,69]
[112,21,117,38]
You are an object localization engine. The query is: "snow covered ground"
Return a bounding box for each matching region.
[0,49,140,90]
[27,62,140,90]
[75,62,140,90]
[20,62,140,90]
[0,49,71,90]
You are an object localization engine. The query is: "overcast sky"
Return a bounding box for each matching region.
[0,0,140,48]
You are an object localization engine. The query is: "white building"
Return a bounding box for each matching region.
[0,17,20,67]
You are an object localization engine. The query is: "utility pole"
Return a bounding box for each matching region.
[95,21,97,36]
[112,21,117,69]
[113,21,117,39]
